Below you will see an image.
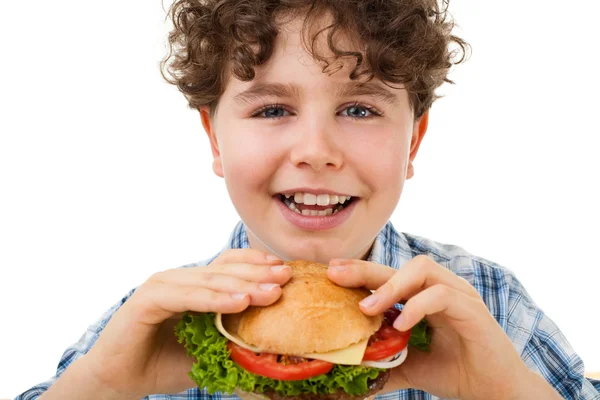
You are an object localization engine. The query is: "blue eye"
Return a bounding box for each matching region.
[343,106,371,118]
[253,105,290,119]
[251,103,381,120]
[340,104,380,119]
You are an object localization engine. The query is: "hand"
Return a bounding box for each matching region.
[80,249,292,399]
[328,256,560,400]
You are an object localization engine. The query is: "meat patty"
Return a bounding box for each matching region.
[262,369,390,400]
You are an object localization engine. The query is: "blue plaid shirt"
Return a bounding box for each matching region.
[16,221,600,400]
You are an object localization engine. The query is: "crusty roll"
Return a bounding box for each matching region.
[223,260,383,354]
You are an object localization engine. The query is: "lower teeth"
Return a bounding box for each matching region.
[282,197,346,216]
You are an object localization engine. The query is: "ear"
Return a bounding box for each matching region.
[406,111,429,180]
[200,106,224,178]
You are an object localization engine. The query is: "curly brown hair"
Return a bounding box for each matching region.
[160,0,469,120]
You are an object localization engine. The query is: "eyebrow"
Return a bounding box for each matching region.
[233,81,399,106]
[233,83,301,106]
[334,82,399,106]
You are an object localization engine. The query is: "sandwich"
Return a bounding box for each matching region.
[175,260,431,400]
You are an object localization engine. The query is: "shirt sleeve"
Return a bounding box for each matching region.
[14,289,136,400]
[521,313,600,399]
[506,276,600,399]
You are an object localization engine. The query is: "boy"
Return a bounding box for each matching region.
[17,0,600,399]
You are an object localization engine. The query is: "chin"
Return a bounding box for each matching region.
[274,239,356,264]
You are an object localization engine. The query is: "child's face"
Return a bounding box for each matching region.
[201,14,427,264]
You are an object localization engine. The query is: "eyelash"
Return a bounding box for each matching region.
[250,102,383,120]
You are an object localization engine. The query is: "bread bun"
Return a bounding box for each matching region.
[223,260,383,354]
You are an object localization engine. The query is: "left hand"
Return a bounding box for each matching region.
[327,255,560,400]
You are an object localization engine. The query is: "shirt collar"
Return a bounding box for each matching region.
[367,221,413,270]
[224,220,413,270]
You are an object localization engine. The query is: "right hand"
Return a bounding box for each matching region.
[80,249,292,399]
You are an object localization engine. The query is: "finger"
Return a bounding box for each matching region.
[209,263,292,284]
[393,284,491,341]
[151,263,292,286]
[329,256,479,315]
[129,284,252,325]
[328,258,395,289]
[148,271,286,307]
[211,248,283,266]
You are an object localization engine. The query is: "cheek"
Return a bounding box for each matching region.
[219,126,281,194]
[346,128,409,191]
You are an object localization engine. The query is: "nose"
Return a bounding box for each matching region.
[288,116,344,171]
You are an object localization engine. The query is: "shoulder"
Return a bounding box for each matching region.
[400,231,517,285]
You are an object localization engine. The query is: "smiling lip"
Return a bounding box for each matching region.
[274,195,357,231]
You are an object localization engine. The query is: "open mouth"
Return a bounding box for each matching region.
[278,193,356,216]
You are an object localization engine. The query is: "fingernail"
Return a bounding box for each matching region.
[271,265,290,272]
[231,293,248,300]
[329,265,347,272]
[359,294,379,308]
[393,314,405,330]
[266,254,282,261]
[259,283,279,291]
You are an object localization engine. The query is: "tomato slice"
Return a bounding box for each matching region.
[362,326,411,361]
[227,342,334,381]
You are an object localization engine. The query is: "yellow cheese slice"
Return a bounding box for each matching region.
[215,313,368,365]
[301,338,368,365]
[215,312,262,353]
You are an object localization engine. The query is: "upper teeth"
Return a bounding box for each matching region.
[285,192,351,205]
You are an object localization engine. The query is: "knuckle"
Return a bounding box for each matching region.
[431,283,450,299]
[380,279,397,296]
[413,255,433,272]
[414,254,430,264]
[457,275,469,285]
[356,267,372,286]
[460,277,480,296]
[132,283,151,302]
[147,270,167,284]
[201,271,216,282]
[211,250,235,264]
[181,285,200,300]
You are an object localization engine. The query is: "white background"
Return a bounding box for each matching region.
[1,0,599,397]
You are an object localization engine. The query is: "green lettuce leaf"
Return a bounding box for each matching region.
[407,319,432,352]
[175,313,384,395]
